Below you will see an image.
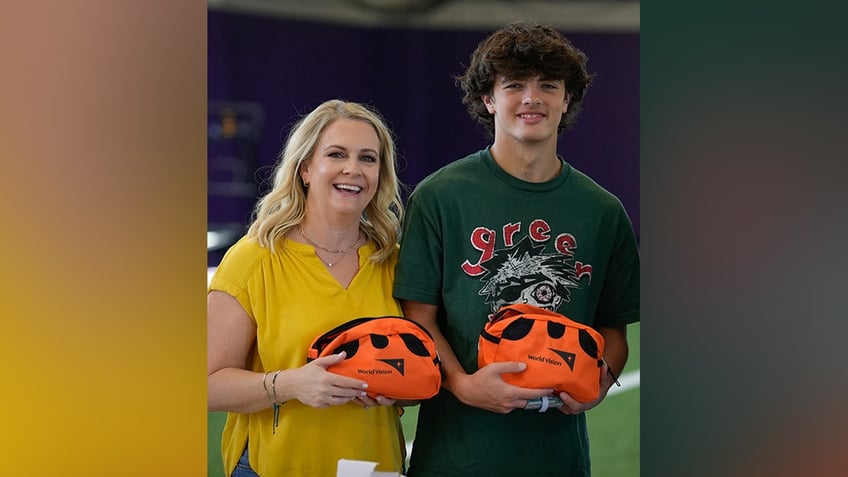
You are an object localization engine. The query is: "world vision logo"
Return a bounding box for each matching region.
[545,348,577,371]
[379,358,405,375]
[357,358,405,376]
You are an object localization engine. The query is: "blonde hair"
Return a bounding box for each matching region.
[247,99,404,263]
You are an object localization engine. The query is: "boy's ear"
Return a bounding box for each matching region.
[482,95,495,114]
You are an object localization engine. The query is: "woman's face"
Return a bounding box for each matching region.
[300,118,381,219]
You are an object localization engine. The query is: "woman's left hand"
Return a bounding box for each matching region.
[355,395,397,409]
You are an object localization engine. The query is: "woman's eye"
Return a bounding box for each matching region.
[328,151,345,158]
[360,155,378,163]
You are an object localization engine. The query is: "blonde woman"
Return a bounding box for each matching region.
[208,99,406,477]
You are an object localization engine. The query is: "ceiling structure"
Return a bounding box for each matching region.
[208,0,640,32]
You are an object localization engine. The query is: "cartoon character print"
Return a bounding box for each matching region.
[459,219,592,318]
[478,235,580,315]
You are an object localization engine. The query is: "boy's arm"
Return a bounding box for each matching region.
[401,299,552,414]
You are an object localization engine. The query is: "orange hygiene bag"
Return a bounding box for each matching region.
[307,316,441,400]
[478,303,605,403]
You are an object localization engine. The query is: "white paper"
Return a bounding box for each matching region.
[336,458,404,477]
[336,459,377,477]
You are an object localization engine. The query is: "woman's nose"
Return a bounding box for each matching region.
[342,159,361,175]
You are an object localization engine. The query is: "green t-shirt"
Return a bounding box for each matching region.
[394,148,640,477]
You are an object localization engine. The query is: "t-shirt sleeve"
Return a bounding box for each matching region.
[393,186,444,306]
[594,206,640,328]
[208,237,262,323]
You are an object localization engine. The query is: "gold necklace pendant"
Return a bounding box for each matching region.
[299,226,362,254]
[315,248,347,268]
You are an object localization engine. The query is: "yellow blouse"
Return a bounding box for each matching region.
[210,236,404,477]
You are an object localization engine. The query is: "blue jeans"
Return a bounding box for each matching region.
[231,444,259,477]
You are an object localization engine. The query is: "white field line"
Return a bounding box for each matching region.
[608,369,640,396]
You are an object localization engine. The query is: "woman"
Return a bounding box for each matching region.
[208,99,406,476]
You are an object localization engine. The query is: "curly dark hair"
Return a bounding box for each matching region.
[456,22,594,137]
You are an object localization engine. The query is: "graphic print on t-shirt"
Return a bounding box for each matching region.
[459,219,593,317]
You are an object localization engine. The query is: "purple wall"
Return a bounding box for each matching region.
[208,10,639,264]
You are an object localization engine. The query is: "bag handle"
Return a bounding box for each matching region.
[491,303,565,323]
[307,315,437,359]
[308,316,377,355]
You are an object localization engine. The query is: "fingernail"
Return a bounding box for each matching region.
[361,383,368,388]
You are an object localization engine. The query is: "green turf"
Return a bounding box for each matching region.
[623,321,641,371]
[208,412,227,477]
[208,323,640,476]
[400,405,419,445]
[589,321,640,476]
[588,385,640,476]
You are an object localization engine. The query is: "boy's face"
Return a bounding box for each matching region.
[482,75,569,145]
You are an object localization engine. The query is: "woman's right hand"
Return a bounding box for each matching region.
[281,351,370,408]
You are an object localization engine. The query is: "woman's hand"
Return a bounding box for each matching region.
[354,395,397,408]
[282,352,370,408]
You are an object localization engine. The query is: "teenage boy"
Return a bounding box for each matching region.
[394,22,640,477]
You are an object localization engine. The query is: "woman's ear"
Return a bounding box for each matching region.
[300,164,310,187]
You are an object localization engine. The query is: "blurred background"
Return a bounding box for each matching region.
[7,2,846,476]
[207,1,640,476]
[207,0,640,264]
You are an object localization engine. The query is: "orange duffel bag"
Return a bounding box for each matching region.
[478,303,605,403]
[307,316,441,400]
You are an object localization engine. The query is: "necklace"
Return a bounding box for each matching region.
[299,226,362,268]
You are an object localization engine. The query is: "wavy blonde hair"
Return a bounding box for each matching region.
[247,99,403,263]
